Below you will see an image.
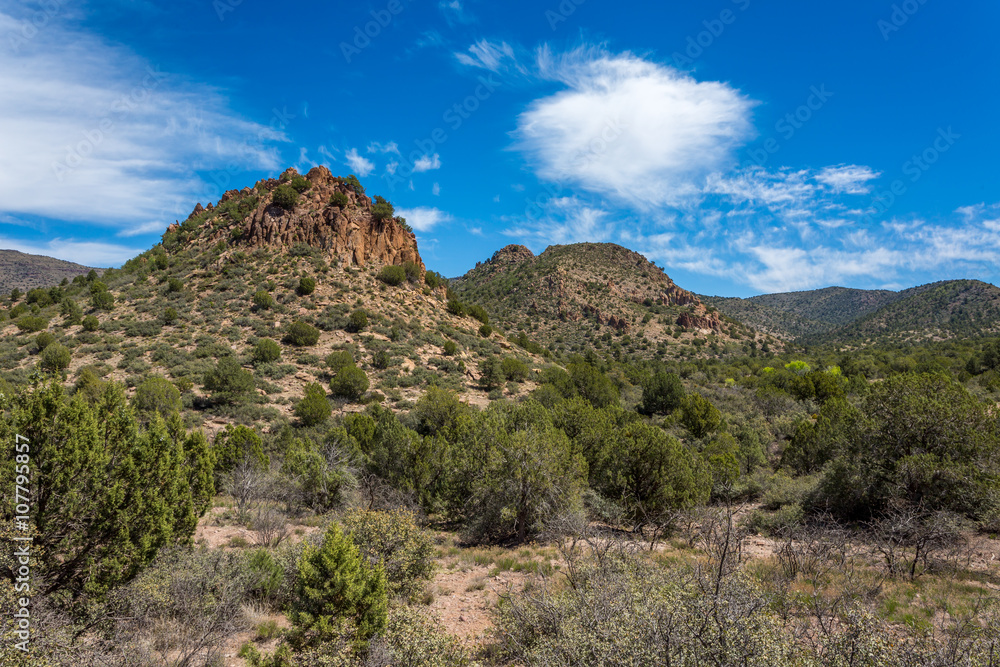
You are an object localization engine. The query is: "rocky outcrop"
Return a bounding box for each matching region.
[677,311,723,332]
[192,166,424,271]
[488,244,535,267]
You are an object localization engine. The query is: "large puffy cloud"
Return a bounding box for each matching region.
[514,46,756,208]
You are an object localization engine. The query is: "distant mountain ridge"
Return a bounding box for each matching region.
[702,280,1000,344]
[0,249,98,295]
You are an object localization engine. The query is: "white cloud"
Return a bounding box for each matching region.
[432,183,441,196]
[367,141,400,155]
[0,8,288,230]
[515,46,756,208]
[816,164,881,194]
[396,206,452,232]
[505,197,617,246]
[0,235,144,267]
[455,39,518,73]
[344,148,375,177]
[413,154,441,172]
[706,168,815,207]
[439,0,475,25]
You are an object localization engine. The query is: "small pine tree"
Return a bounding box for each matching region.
[40,343,71,372]
[291,523,388,646]
[82,315,100,331]
[252,339,282,364]
[272,184,299,210]
[286,321,321,346]
[348,309,368,332]
[297,277,317,296]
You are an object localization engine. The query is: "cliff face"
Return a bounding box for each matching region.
[175,166,424,271]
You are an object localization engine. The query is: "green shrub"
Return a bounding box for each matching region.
[82,315,100,331]
[348,309,368,332]
[371,195,394,223]
[372,349,391,370]
[272,184,299,210]
[446,300,466,317]
[443,340,458,356]
[377,266,406,286]
[297,277,317,296]
[162,307,179,325]
[330,366,369,401]
[295,383,331,426]
[40,343,71,372]
[167,277,184,293]
[36,331,56,351]
[641,371,685,415]
[479,357,504,390]
[252,339,282,364]
[286,321,321,346]
[402,261,422,283]
[91,290,115,311]
[290,523,387,645]
[290,175,311,193]
[479,324,493,338]
[203,357,255,398]
[424,271,446,289]
[16,315,48,332]
[326,350,355,374]
[253,290,275,310]
[501,358,530,382]
[9,303,27,318]
[680,393,723,439]
[342,509,435,599]
[330,191,349,208]
[467,304,489,325]
[212,424,268,483]
[133,376,182,418]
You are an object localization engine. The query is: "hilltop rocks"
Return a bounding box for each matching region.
[489,244,535,266]
[229,167,424,271]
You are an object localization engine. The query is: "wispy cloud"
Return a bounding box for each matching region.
[815,164,881,194]
[0,235,144,267]
[344,148,375,177]
[0,7,288,232]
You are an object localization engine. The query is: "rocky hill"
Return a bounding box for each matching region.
[0,249,99,295]
[0,167,546,436]
[451,243,775,359]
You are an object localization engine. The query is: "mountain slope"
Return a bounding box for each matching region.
[704,281,1000,344]
[0,166,547,434]
[0,249,99,295]
[825,280,1000,343]
[702,287,902,339]
[451,243,773,358]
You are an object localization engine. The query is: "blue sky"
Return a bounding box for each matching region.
[0,0,997,296]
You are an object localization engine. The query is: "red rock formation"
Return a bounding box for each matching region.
[208,166,424,271]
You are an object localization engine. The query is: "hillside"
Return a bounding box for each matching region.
[0,249,99,295]
[451,242,776,359]
[825,280,1000,343]
[704,281,1000,345]
[0,166,547,435]
[702,286,902,339]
